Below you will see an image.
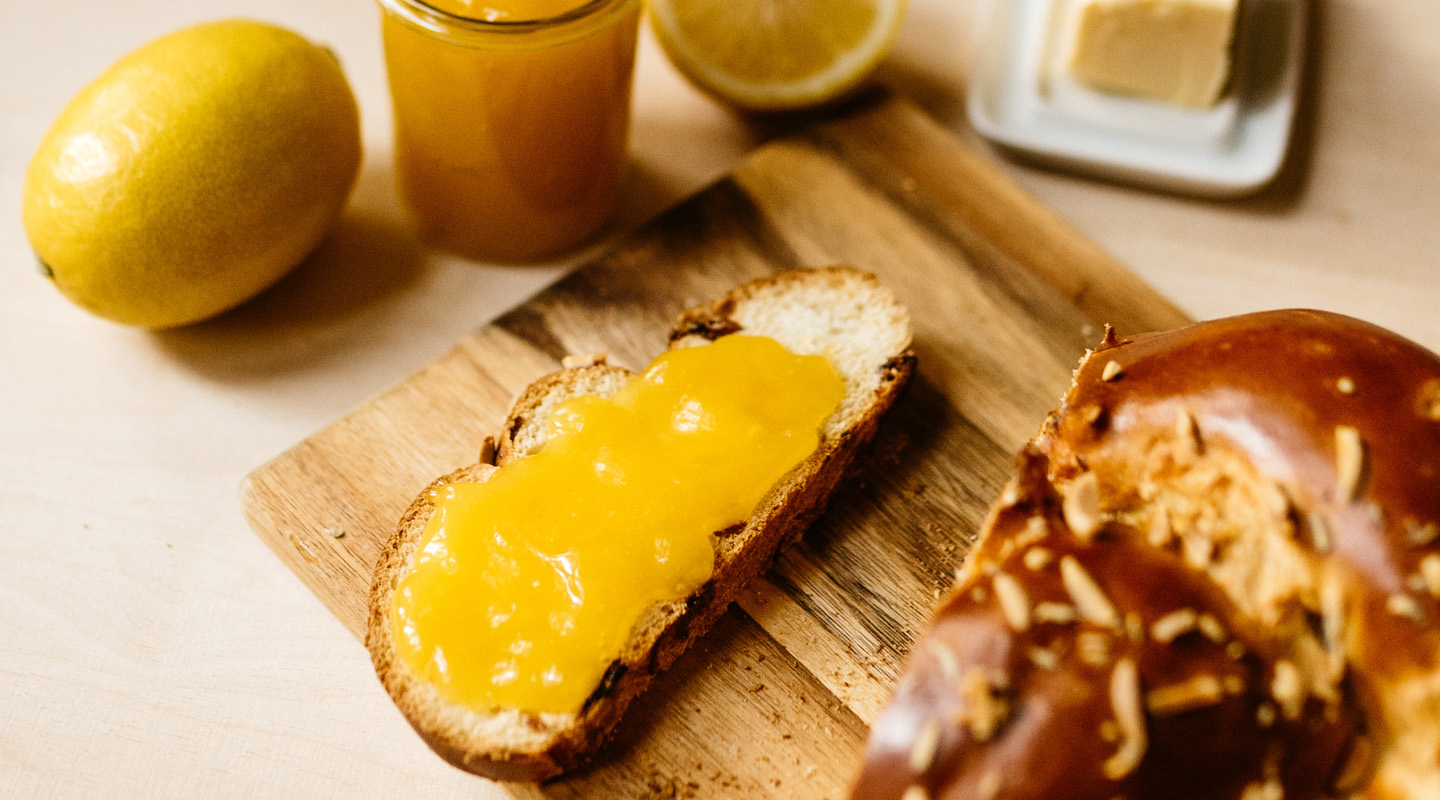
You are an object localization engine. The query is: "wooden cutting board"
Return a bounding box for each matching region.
[240,90,1190,799]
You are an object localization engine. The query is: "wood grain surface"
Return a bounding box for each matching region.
[240,91,1191,799]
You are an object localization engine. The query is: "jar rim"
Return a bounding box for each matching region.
[377,0,631,36]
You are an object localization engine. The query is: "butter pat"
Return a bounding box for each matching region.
[1062,0,1239,108]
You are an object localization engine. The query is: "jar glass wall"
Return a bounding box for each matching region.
[377,0,641,262]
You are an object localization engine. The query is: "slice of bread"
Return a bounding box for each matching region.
[366,266,915,781]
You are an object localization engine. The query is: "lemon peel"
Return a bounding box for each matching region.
[21,19,362,328]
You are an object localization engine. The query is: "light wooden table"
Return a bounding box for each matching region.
[2,0,1436,796]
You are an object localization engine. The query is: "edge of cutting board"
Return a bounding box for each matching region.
[240,89,1192,798]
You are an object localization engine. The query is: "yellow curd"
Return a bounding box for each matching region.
[390,335,844,713]
[379,0,640,261]
[424,0,583,21]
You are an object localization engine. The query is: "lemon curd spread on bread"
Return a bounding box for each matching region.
[368,266,915,780]
[389,334,844,714]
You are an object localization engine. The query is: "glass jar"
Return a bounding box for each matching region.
[376,0,641,262]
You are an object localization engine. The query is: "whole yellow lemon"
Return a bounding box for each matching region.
[22,19,362,328]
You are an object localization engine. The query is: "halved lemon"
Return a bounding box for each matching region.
[649,0,908,111]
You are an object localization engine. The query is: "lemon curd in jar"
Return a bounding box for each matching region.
[390,335,844,713]
[378,0,640,262]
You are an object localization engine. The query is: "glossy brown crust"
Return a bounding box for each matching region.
[852,451,1354,800]
[1045,310,1440,800]
[855,309,1440,800]
[1047,309,1440,607]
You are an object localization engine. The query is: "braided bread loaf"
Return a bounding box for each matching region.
[853,310,1440,800]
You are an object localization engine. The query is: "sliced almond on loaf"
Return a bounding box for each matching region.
[366,266,915,781]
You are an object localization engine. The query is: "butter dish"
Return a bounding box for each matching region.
[966,0,1308,197]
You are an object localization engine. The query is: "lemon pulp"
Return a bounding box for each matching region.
[390,335,844,713]
[649,0,907,110]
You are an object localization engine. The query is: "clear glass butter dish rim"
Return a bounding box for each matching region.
[966,0,1309,198]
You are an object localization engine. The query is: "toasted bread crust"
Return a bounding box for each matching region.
[367,267,915,781]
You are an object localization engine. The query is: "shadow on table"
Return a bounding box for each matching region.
[1232,0,1328,215]
[148,152,686,385]
[150,220,423,385]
